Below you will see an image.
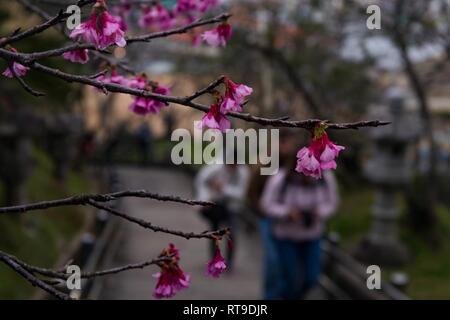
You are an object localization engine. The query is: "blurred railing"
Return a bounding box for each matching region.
[319,233,411,300]
[70,168,122,300]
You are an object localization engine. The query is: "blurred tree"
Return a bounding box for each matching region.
[353,0,450,242]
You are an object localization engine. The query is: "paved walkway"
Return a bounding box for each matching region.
[99,167,262,300]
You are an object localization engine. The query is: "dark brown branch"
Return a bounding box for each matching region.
[3,250,170,280]
[0,9,66,47]
[185,75,225,101]
[127,13,231,44]
[0,48,390,131]
[8,62,46,97]
[0,251,70,300]
[22,13,231,61]
[89,200,230,240]
[0,189,213,215]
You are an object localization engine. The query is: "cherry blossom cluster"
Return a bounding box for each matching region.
[154,241,227,298]
[198,77,253,132]
[94,69,171,115]
[296,123,345,179]
[136,0,218,31]
[59,0,231,66]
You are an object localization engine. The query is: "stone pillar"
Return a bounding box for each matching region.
[355,88,421,266]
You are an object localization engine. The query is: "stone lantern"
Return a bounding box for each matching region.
[355,87,421,266]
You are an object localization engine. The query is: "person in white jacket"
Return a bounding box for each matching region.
[195,162,250,268]
[260,162,338,299]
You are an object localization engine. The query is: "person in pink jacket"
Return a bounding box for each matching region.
[260,160,339,299]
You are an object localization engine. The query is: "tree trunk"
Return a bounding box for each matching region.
[394,30,439,242]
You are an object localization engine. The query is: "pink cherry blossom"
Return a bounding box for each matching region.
[319,144,342,170]
[114,14,129,32]
[206,246,227,278]
[97,69,128,85]
[296,147,322,179]
[198,103,231,132]
[128,74,147,89]
[220,96,241,113]
[2,62,29,78]
[129,82,170,115]
[2,48,29,78]
[201,23,232,47]
[219,78,253,113]
[62,49,90,64]
[70,0,126,50]
[153,243,190,299]
[295,131,345,179]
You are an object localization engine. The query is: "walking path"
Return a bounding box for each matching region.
[99,167,262,300]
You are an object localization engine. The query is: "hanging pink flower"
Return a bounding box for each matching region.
[206,246,227,278]
[295,147,322,179]
[153,243,190,299]
[70,0,126,50]
[62,49,90,64]
[296,125,345,179]
[115,14,129,32]
[201,23,232,47]
[219,78,253,113]
[198,103,231,132]
[2,48,29,78]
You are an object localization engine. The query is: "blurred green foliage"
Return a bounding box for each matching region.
[0,148,92,299]
[329,185,450,299]
[0,4,86,111]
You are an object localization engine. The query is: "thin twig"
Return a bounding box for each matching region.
[0,10,66,47]
[2,250,170,280]
[0,189,213,214]
[186,76,225,102]
[20,13,231,61]
[89,200,230,240]
[0,251,70,300]
[8,62,45,97]
[0,48,391,130]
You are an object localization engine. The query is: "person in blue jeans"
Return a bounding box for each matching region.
[261,156,338,299]
[247,130,299,299]
[259,217,283,299]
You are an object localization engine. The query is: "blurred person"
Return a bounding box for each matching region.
[195,160,250,270]
[260,152,338,299]
[247,129,299,299]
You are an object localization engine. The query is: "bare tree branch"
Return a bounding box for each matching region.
[0,47,390,130]
[2,249,171,280]
[8,62,46,97]
[89,200,230,240]
[0,251,70,300]
[0,189,214,215]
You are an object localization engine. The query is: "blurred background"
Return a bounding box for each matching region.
[0,0,450,300]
